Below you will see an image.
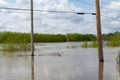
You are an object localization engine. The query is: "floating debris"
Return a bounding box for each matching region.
[39,52,63,57]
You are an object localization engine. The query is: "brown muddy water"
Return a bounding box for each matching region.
[0,42,120,80]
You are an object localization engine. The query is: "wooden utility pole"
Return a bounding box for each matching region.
[95,0,104,62]
[30,0,34,56]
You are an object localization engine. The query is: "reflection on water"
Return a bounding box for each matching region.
[116,53,120,76]
[31,57,105,80]
[31,56,34,80]
[0,42,120,80]
[98,62,104,80]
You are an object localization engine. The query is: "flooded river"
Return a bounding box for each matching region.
[0,42,120,80]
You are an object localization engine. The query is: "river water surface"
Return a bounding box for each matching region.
[0,42,120,80]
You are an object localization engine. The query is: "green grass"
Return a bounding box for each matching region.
[0,32,30,51]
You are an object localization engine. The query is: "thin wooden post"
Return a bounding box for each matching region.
[30,0,34,56]
[95,0,104,62]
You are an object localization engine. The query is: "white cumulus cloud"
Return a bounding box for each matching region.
[0,0,8,5]
[101,0,120,33]
[0,0,120,34]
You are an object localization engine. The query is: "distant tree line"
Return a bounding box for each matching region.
[102,31,120,41]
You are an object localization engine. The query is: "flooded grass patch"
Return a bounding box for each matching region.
[81,41,98,48]
[1,43,31,52]
[66,45,77,49]
[0,32,30,52]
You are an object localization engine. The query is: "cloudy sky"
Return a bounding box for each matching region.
[0,0,120,34]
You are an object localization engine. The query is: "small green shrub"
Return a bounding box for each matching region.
[66,45,77,49]
[81,41,98,48]
[81,42,88,48]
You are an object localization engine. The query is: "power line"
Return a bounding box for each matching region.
[0,7,96,15]
[0,10,96,26]
[101,1,120,8]
[101,15,120,21]
[36,13,96,25]
[75,0,94,6]
[0,7,29,11]
[0,10,30,14]
[38,13,96,25]
[0,9,96,25]
[75,0,120,11]
[0,9,119,22]
[0,9,95,21]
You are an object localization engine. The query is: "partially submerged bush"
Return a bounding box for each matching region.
[66,45,77,49]
[81,41,98,48]
[2,43,31,51]
[89,41,98,48]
